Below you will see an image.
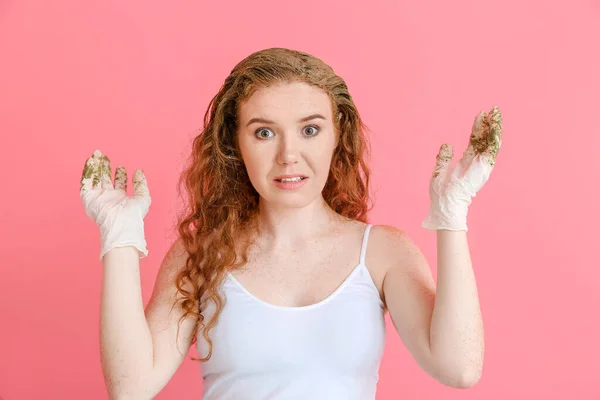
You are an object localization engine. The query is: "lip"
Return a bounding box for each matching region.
[273,174,308,181]
[274,176,308,191]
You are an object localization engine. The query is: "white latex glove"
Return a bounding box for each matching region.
[422,106,503,231]
[80,149,151,261]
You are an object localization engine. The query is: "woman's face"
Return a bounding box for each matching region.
[236,81,338,209]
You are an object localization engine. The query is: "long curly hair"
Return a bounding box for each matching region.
[172,47,373,362]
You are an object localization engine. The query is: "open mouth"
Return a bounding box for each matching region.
[275,177,307,182]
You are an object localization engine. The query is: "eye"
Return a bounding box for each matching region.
[254,125,321,140]
[303,124,320,137]
[255,127,274,139]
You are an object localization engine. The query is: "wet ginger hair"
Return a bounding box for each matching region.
[173,47,373,362]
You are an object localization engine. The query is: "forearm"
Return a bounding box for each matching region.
[429,230,484,386]
[100,246,154,398]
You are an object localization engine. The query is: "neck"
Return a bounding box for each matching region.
[253,196,341,248]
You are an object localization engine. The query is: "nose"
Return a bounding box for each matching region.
[276,133,300,165]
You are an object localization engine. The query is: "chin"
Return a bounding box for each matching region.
[261,187,325,209]
[254,178,327,209]
[266,194,316,209]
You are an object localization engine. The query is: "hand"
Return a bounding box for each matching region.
[80,150,151,260]
[422,106,503,231]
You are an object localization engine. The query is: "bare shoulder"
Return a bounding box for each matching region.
[364,224,429,300]
[156,237,190,281]
[366,224,418,273]
[372,225,419,255]
[347,223,399,302]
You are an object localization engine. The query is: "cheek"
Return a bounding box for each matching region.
[314,139,336,172]
[239,144,267,181]
[242,152,262,176]
[316,151,333,170]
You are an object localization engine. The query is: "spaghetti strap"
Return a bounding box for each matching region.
[359,224,372,265]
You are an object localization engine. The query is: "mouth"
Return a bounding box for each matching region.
[274,175,308,182]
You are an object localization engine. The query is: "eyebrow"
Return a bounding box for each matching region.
[245,114,327,127]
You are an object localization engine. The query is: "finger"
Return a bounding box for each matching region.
[100,154,114,190]
[80,157,95,195]
[133,169,150,204]
[467,110,490,159]
[114,165,127,193]
[80,150,103,196]
[432,143,453,181]
[460,111,485,166]
[484,106,502,166]
[133,169,151,211]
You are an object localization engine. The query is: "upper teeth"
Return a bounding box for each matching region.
[280,177,303,182]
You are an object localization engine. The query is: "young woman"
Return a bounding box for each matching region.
[80,47,502,399]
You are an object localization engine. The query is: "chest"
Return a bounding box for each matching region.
[227,225,385,308]
[198,288,387,377]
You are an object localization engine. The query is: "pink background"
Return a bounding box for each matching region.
[1,1,599,399]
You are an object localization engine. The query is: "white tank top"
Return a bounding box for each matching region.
[196,224,386,399]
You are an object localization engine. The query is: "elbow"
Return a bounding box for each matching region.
[443,367,482,389]
[107,389,149,400]
[107,385,158,400]
[104,378,151,400]
[430,348,485,388]
[455,368,482,388]
[101,362,157,399]
[106,386,136,400]
[433,362,482,389]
